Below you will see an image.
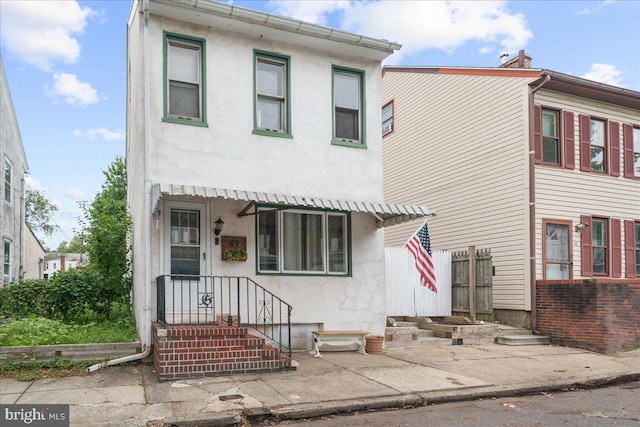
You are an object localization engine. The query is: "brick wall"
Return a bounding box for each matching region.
[536,279,640,353]
[152,323,293,381]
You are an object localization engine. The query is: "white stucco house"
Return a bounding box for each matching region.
[126,0,430,360]
[43,252,86,279]
[1,55,29,285]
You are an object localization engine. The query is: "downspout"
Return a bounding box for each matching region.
[88,0,153,373]
[142,0,153,350]
[19,176,26,279]
[528,73,550,333]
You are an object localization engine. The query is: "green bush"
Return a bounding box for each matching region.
[0,317,79,346]
[0,268,131,323]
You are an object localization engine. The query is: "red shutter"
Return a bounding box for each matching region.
[623,124,635,178]
[563,111,575,169]
[580,215,593,277]
[533,104,542,165]
[625,220,636,279]
[579,115,591,171]
[609,122,620,177]
[611,218,621,278]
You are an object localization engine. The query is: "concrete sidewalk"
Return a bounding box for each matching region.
[2,343,639,427]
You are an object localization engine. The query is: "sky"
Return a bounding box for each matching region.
[1,0,639,250]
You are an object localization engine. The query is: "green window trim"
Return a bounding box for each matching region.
[253,50,292,138]
[163,32,208,127]
[331,65,366,148]
[254,204,352,276]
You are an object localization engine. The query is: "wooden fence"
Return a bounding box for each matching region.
[452,246,493,321]
[385,246,452,317]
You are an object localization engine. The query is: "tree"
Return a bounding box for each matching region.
[25,188,58,238]
[56,234,84,253]
[80,157,131,298]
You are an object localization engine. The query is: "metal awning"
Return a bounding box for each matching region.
[151,183,432,228]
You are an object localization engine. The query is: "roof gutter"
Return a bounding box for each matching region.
[528,72,550,333]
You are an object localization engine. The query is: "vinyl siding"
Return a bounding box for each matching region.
[534,89,640,280]
[383,72,537,310]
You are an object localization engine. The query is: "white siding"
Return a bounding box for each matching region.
[534,89,640,279]
[383,71,537,310]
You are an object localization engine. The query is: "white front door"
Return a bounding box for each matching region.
[162,201,209,323]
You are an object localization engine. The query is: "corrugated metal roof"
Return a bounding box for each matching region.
[151,183,431,228]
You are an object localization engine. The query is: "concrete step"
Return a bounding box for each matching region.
[385,326,419,342]
[393,321,420,328]
[384,336,451,349]
[496,334,550,346]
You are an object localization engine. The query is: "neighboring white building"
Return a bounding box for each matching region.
[43,252,86,279]
[126,0,429,349]
[1,55,29,285]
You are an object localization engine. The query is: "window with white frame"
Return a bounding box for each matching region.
[590,118,607,172]
[254,51,290,135]
[257,208,349,275]
[592,217,608,275]
[333,66,364,145]
[4,159,11,202]
[3,239,11,282]
[382,101,393,136]
[164,33,206,124]
[634,127,640,177]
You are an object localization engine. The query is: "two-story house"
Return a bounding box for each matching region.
[382,52,640,352]
[43,252,85,279]
[126,0,429,377]
[1,55,29,285]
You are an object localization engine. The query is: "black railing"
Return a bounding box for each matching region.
[156,275,292,358]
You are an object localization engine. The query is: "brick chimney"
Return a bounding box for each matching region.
[60,255,66,271]
[499,50,532,69]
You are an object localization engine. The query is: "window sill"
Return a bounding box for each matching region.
[162,117,208,128]
[331,139,367,149]
[252,129,293,139]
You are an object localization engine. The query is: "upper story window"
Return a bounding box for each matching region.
[382,101,394,136]
[254,51,291,137]
[634,127,640,177]
[163,33,207,126]
[590,119,607,172]
[579,115,609,173]
[542,108,560,165]
[332,66,365,147]
[257,207,349,275]
[4,159,11,203]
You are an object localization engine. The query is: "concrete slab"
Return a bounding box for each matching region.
[262,371,398,404]
[16,385,145,405]
[354,365,490,393]
[27,366,142,392]
[0,393,21,404]
[314,351,415,369]
[0,378,31,395]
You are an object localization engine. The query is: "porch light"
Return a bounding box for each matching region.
[574,223,589,233]
[214,217,224,245]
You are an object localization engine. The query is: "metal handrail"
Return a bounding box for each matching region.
[156,275,292,358]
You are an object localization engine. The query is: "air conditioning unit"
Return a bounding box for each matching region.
[382,121,392,135]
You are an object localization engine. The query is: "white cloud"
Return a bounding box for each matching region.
[64,188,88,200]
[0,1,96,70]
[582,63,623,86]
[25,176,49,193]
[48,73,99,107]
[271,0,532,61]
[73,127,124,141]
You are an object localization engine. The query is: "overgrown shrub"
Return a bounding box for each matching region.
[0,317,79,346]
[0,268,131,323]
[0,279,53,318]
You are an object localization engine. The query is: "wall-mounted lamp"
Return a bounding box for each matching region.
[214,217,224,245]
[574,223,589,233]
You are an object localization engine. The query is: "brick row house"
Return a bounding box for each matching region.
[126,0,429,379]
[382,52,640,352]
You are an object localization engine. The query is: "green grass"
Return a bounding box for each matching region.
[0,316,138,347]
[0,360,94,381]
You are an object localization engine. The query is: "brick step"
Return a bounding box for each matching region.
[158,358,292,381]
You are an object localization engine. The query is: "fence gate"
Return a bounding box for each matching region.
[451,246,492,321]
[385,246,452,317]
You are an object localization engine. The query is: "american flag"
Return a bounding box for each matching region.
[404,221,437,293]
